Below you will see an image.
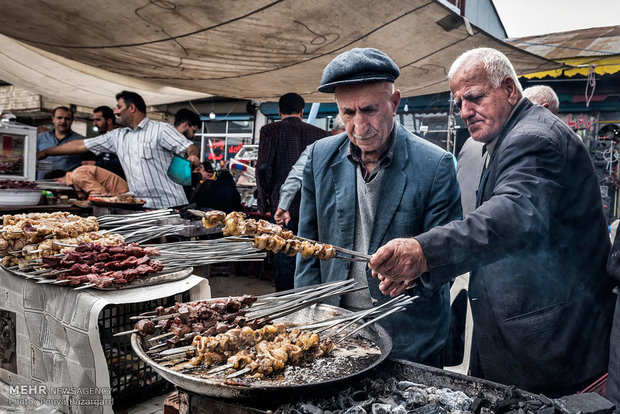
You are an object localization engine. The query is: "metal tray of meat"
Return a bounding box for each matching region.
[2,265,193,290]
[92,266,193,290]
[131,303,392,400]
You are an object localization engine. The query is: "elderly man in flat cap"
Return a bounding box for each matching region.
[294,48,462,364]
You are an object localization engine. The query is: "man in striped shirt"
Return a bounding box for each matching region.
[37,91,201,209]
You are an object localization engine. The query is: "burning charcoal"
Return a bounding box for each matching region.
[298,404,323,414]
[397,381,421,391]
[412,403,447,413]
[351,390,368,402]
[337,393,351,410]
[434,389,472,411]
[343,407,367,414]
[404,389,428,407]
[376,396,398,409]
[371,403,391,414]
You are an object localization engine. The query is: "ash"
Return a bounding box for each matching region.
[275,377,562,414]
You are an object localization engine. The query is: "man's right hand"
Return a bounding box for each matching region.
[274,207,290,226]
[36,150,47,160]
[369,238,429,297]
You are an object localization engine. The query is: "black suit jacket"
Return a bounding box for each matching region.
[255,117,327,220]
[417,99,614,393]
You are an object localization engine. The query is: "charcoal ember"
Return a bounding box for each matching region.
[368,379,388,397]
[434,388,472,411]
[412,402,447,413]
[298,403,324,414]
[403,389,428,406]
[351,390,367,402]
[371,403,391,414]
[338,392,352,409]
[376,396,398,409]
[469,396,489,412]
[343,407,367,414]
[390,406,407,414]
[397,381,422,391]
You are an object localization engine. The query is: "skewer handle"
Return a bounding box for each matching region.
[113,329,138,337]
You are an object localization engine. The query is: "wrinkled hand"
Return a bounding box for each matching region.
[274,207,290,226]
[369,238,429,297]
[188,155,201,168]
[81,160,96,166]
[36,150,47,160]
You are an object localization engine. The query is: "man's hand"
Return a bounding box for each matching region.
[187,154,201,168]
[274,207,290,226]
[369,238,429,297]
[81,161,96,166]
[36,150,47,160]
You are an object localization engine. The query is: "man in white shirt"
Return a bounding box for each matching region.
[37,91,200,209]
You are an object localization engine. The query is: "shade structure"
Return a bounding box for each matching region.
[0,0,558,105]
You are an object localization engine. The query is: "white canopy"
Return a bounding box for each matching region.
[0,0,558,106]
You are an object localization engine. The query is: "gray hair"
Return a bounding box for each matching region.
[523,85,559,115]
[332,114,345,132]
[448,48,523,93]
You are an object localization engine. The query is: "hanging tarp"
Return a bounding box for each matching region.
[507,25,620,79]
[0,0,558,106]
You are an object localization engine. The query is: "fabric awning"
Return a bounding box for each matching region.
[0,0,559,106]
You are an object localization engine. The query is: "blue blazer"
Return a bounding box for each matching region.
[295,123,462,361]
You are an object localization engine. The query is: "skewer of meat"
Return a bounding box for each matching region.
[115,295,260,339]
[200,210,367,261]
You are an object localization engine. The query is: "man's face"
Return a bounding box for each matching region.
[335,82,400,154]
[92,111,110,133]
[114,98,132,127]
[182,123,198,139]
[52,109,73,135]
[450,62,517,143]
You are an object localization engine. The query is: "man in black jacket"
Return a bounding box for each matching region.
[255,93,327,291]
[607,229,620,410]
[370,47,615,395]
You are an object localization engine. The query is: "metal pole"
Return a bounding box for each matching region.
[307,102,320,125]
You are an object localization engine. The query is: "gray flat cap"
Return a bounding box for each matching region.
[318,48,400,93]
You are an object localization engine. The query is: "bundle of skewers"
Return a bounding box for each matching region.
[16,242,165,289]
[196,210,370,262]
[142,238,265,269]
[0,212,124,267]
[97,209,194,244]
[125,281,417,379]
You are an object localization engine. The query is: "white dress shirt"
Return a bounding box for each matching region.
[85,117,191,208]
